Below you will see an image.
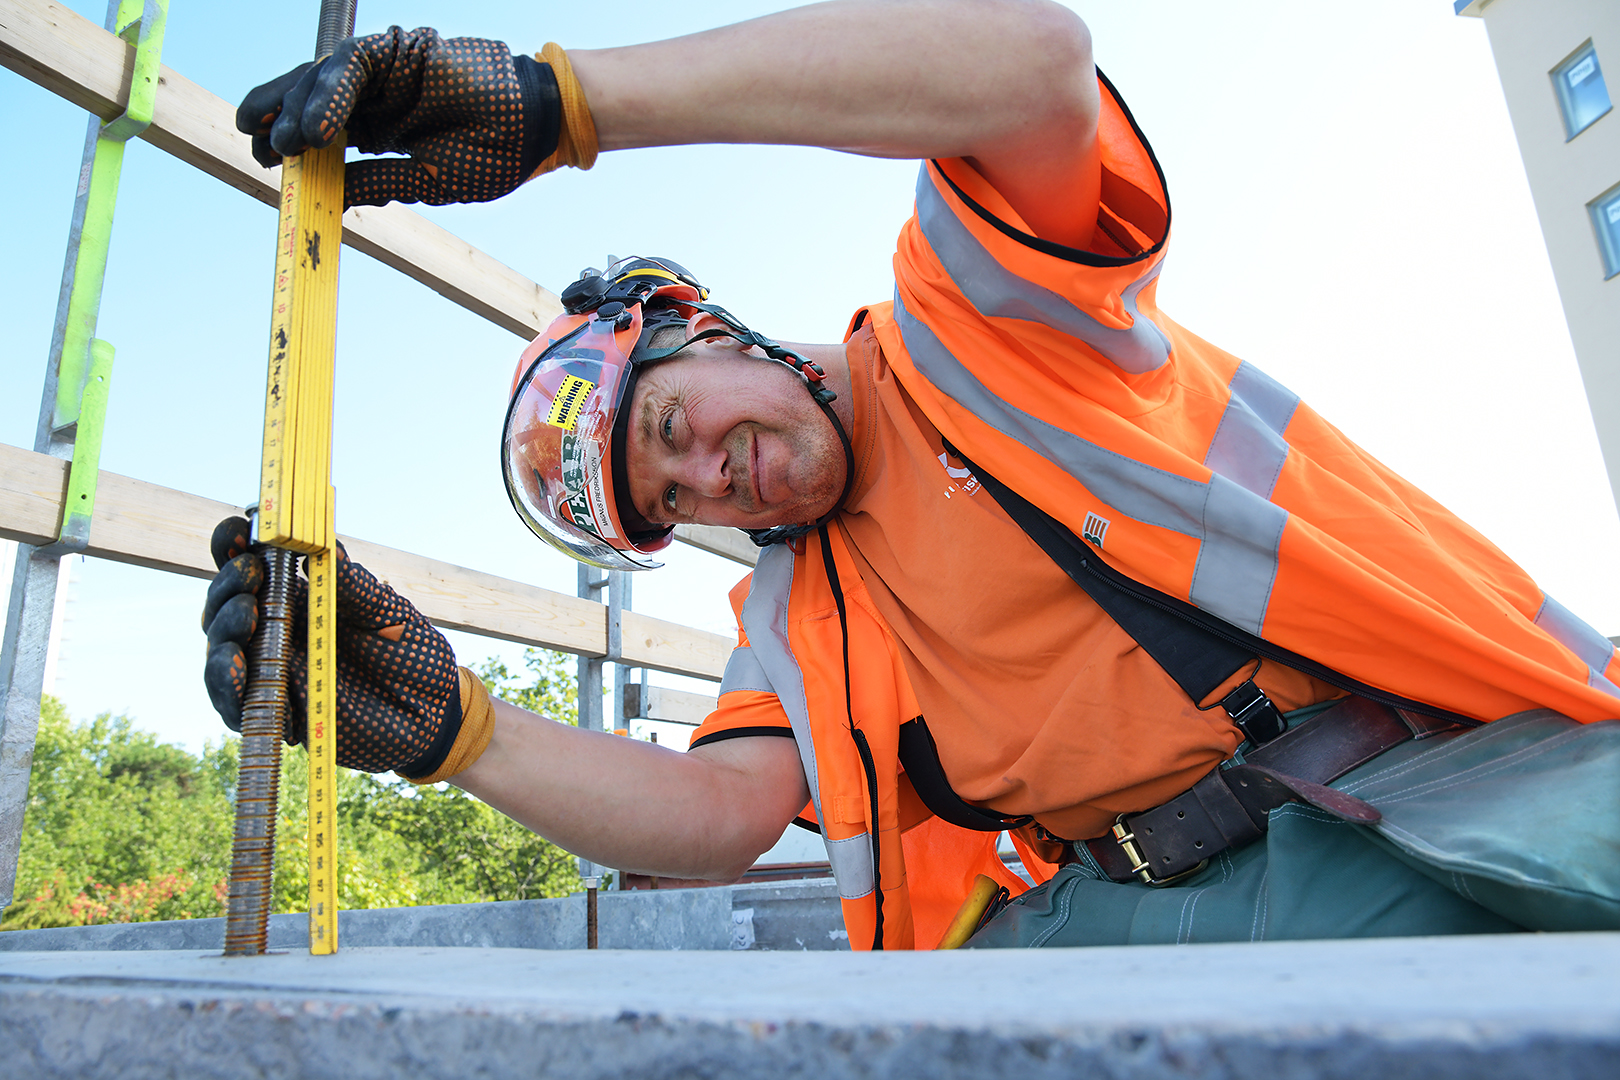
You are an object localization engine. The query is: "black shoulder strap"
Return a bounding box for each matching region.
[897,717,1031,833]
[946,441,1473,729]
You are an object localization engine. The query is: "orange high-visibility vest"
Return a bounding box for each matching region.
[719,530,1048,952]
[869,74,1620,726]
[711,72,1619,951]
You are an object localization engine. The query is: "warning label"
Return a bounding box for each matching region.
[547,375,595,431]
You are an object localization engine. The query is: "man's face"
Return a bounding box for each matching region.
[623,339,846,530]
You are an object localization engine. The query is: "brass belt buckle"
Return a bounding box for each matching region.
[1111,815,1209,887]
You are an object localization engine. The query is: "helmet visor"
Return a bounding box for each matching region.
[501,311,667,571]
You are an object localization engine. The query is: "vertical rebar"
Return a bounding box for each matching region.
[223,546,295,955]
[585,876,599,949]
[314,0,356,60]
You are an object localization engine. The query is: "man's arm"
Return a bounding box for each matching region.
[572,0,1102,247]
[453,699,810,881]
[239,1,1102,244]
[202,521,808,883]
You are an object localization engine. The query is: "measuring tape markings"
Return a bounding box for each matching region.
[254,140,344,954]
[258,166,300,545]
[307,486,338,953]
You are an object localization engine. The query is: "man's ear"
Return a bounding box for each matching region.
[686,312,758,354]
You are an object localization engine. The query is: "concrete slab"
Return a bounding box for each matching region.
[0,880,846,954]
[1,932,1617,1079]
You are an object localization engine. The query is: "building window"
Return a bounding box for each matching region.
[1593,185,1620,280]
[1553,42,1612,139]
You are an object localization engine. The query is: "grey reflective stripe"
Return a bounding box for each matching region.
[719,646,772,696]
[1187,475,1287,635]
[1230,360,1301,433]
[1203,361,1300,500]
[1535,593,1616,671]
[1535,593,1619,697]
[737,546,878,896]
[738,546,820,819]
[824,833,875,900]
[1589,669,1620,701]
[896,296,1200,536]
[914,165,1172,374]
[896,293,1284,635]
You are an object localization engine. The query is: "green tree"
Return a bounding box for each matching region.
[473,648,579,723]
[337,647,585,903]
[4,697,235,929]
[270,746,427,915]
[4,651,587,931]
[266,648,586,910]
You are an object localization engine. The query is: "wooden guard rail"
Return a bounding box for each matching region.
[1,0,760,686]
[0,0,760,575]
[0,0,560,338]
[0,442,733,681]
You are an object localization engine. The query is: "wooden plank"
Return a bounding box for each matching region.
[622,684,718,726]
[619,611,731,682]
[340,538,607,659]
[0,0,742,562]
[0,442,733,678]
[0,0,561,339]
[672,524,760,568]
[0,443,67,547]
[343,205,561,343]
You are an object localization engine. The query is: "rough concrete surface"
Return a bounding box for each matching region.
[0,932,1617,1079]
[0,880,846,954]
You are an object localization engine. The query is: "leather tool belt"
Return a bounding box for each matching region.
[1083,696,1461,886]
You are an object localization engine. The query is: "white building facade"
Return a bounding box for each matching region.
[1458,0,1620,514]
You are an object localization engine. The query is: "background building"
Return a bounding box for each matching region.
[1458,0,1620,514]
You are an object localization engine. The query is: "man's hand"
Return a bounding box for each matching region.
[235,27,565,207]
[201,517,479,779]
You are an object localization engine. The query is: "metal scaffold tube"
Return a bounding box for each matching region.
[0,0,166,915]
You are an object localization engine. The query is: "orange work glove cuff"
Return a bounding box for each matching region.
[403,666,496,784]
[531,43,599,176]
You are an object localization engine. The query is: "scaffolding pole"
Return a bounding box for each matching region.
[0,0,165,913]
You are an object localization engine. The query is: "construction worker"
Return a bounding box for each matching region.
[207,1,1620,948]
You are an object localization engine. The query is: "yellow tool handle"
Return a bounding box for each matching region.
[935,873,1003,950]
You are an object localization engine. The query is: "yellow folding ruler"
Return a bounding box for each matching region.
[259,136,344,955]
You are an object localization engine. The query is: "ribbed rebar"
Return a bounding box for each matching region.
[314,0,357,60]
[223,546,295,956]
[586,877,599,949]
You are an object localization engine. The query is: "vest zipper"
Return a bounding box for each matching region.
[819,526,885,949]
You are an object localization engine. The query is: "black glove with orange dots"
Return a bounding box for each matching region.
[201,517,495,783]
[236,27,599,208]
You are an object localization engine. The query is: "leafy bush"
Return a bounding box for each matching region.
[5,697,235,929]
[3,649,584,931]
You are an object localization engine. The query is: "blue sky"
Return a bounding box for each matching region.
[4,0,1617,752]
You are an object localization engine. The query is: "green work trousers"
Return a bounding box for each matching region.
[966,710,1620,947]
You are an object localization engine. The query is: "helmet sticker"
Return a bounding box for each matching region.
[546,374,596,431]
[557,433,594,530]
[557,422,622,542]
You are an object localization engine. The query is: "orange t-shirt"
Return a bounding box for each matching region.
[833,321,1342,841]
